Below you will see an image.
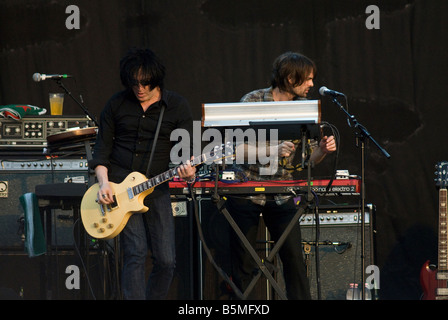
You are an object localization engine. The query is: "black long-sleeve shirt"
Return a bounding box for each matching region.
[89,89,193,197]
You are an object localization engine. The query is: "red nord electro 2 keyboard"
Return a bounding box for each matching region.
[169,178,360,196]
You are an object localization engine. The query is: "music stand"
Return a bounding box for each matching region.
[200,101,321,299]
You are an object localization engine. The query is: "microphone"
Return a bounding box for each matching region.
[319,86,345,97]
[32,73,72,82]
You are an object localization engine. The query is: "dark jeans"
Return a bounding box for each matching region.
[120,191,175,300]
[225,195,311,300]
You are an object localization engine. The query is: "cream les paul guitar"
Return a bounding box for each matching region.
[81,144,232,239]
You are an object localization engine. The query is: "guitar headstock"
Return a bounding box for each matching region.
[205,141,235,165]
[435,161,448,188]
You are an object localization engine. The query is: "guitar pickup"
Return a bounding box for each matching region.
[437,272,448,280]
[437,288,448,296]
[100,195,118,216]
[110,194,118,209]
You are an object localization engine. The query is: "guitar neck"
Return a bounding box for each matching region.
[439,188,448,271]
[132,154,208,196]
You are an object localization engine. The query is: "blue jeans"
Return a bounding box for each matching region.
[120,191,175,299]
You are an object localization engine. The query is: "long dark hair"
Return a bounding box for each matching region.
[119,47,166,90]
[270,52,316,92]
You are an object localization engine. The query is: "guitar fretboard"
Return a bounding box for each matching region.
[132,154,208,195]
[439,188,448,271]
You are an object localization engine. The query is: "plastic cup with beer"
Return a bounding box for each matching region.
[49,93,64,115]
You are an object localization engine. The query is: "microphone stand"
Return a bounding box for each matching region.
[54,78,98,126]
[53,78,98,187]
[329,96,390,299]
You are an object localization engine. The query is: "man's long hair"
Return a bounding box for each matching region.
[119,47,166,90]
[270,52,316,93]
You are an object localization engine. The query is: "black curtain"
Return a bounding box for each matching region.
[1,0,447,299]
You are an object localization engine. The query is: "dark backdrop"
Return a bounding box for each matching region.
[1,0,447,299]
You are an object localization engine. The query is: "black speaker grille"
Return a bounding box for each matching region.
[301,204,375,300]
[0,163,89,248]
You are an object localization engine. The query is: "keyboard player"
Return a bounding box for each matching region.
[225,52,336,300]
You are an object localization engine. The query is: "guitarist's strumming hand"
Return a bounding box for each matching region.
[97,181,114,205]
[95,165,114,205]
[177,156,197,184]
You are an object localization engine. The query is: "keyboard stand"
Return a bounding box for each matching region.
[215,197,310,300]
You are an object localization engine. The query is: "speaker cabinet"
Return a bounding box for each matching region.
[0,159,89,249]
[301,204,376,300]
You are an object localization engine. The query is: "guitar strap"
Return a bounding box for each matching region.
[145,102,166,178]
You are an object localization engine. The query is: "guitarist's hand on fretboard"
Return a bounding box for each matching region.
[177,157,197,183]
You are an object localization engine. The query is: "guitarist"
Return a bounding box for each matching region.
[89,48,196,300]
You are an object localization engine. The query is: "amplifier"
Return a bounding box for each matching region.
[0,115,93,148]
[301,204,376,300]
[0,158,89,173]
[300,204,371,226]
[0,159,89,199]
[0,159,89,248]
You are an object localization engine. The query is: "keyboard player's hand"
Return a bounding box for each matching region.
[278,141,295,157]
